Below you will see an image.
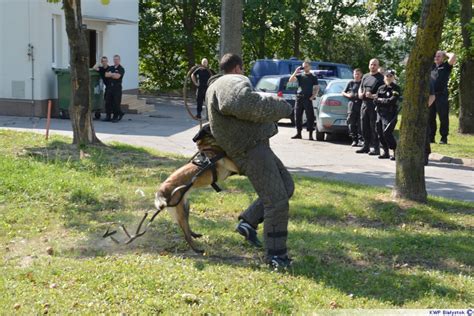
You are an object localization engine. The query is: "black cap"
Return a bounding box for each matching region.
[385,69,396,76]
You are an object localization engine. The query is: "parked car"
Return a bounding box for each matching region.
[313,79,351,141]
[249,58,353,87]
[255,73,334,125]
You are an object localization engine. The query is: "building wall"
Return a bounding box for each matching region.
[0,0,138,117]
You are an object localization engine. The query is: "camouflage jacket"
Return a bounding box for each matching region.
[206,74,292,159]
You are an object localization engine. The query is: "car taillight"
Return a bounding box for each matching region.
[322,99,342,106]
[277,91,283,98]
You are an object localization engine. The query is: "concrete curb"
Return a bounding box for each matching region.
[430,153,474,167]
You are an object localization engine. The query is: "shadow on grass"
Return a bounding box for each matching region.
[19,139,188,173]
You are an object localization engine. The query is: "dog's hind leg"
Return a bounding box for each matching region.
[175,200,204,253]
[183,200,203,239]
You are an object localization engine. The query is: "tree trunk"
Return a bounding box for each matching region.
[182,0,197,71]
[62,0,101,145]
[393,0,448,203]
[220,0,242,58]
[292,0,302,58]
[459,0,474,134]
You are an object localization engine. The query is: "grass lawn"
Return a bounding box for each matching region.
[1,130,473,314]
[395,114,474,159]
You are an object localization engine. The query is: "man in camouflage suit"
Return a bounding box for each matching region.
[206,54,294,269]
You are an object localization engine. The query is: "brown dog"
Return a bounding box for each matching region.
[154,126,239,253]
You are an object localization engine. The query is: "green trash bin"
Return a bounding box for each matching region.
[54,68,104,119]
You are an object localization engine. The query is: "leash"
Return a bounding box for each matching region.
[103,151,226,245]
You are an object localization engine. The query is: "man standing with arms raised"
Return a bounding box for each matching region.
[356,59,384,155]
[206,54,294,269]
[429,51,456,144]
[288,61,319,140]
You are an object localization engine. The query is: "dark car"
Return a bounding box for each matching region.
[249,58,353,87]
[255,73,334,125]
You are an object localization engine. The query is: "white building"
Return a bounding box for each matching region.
[0,0,138,117]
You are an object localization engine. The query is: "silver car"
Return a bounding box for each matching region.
[255,74,332,126]
[313,79,351,141]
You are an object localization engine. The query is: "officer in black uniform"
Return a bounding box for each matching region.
[94,56,110,121]
[429,51,456,144]
[191,58,215,119]
[425,81,436,165]
[342,68,363,146]
[374,70,401,160]
[288,61,319,140]
[356,59,385,155]
[106,54,125,123]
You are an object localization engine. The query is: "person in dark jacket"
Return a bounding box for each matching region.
[342,68,363,146]
[288,61,319,140]
[356,59,385,155]
[94,56,110,120]
[206,54,294,269]
[374,70,401,160]
[191,58,215,119]
[429,51,456,144]
[105,55,125,123]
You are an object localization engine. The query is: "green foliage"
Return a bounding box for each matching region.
[139,0,220,91]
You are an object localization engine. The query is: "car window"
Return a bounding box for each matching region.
[339,67,353,79]
[282,78,298,92]
[255,77,280,92]
[318,80,329,96]
[326,81,348,94]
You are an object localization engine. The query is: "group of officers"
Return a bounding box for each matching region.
[290,52,455,165]
[94,54,126,123]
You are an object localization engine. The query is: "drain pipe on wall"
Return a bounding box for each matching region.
[27,0,36,120]
[28,44,35,118]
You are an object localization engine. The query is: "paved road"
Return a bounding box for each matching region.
[1,96,473,202]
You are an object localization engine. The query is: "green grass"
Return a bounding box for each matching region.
[1,130,473,314]
[396,114,474,159]
[429,115,474,159]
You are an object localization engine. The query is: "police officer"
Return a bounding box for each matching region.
[429,51,456,144]
[288,61,319,140]
[105,55,125,123]
[356,59,385,155]
[374,70,401,160]
[94,56,110,121]
[191,58,215,119]
[425,81,436,165]
[342,68,363,146]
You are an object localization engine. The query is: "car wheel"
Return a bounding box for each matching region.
[315,130,325,141]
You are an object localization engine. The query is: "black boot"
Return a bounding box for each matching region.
[308,131,314,141]
[356,147,370,154]
[101,114,112,122]
[291,132,302,139]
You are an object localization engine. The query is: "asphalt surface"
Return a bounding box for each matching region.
[1,96,473,202]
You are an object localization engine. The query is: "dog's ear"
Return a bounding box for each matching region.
[192,124,213,143]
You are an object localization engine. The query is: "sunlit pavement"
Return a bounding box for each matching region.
[1,96,472,202]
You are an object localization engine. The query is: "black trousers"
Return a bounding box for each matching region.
[104,89,113,116]
[295,95,315,132]
[347,101,362,142]
[376,111,397,151]
[361,101,379,150]
[429,93,449,140]
[233,142,294,258]
[196,86,207,116]
[106,84,123,117]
